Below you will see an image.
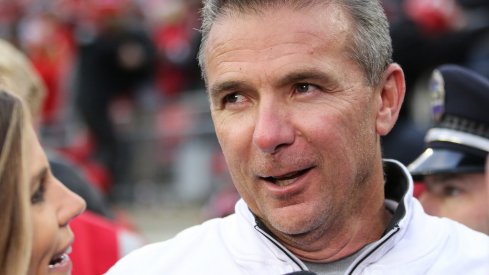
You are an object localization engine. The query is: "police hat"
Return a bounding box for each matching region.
[408,64,489,178]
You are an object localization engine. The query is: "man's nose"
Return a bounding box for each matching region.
[252,102,294,154]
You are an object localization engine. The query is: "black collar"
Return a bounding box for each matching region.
[383,160,409,233]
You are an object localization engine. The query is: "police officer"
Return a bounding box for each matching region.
[408,64,489,234]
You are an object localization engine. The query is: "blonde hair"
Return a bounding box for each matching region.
[0,40,46,116]
[0,90,31,275]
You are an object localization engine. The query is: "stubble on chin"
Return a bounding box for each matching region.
[262,199,337,243]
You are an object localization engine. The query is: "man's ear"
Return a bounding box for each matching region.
[375,63,406,136]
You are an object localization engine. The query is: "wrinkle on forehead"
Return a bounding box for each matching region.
[210,13,351,81]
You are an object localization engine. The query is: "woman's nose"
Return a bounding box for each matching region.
[56,180,86,227]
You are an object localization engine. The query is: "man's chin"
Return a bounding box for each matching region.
[266,206,321,236]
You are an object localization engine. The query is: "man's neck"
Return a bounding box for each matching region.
[282,204,392,263]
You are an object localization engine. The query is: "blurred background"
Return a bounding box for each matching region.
[0,0,488,245]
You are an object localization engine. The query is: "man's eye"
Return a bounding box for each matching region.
[295,83,317,94]
[223,93,244,104]
[441,185,462,197]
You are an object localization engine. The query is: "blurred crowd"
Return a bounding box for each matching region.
[382,0,489,164]
[0,0,208,203]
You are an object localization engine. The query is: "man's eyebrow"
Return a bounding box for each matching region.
[277,69,333,87]
[208,70,333,97]
[209,80,251,98]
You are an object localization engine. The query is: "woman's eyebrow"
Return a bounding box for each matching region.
[30,167,48,188]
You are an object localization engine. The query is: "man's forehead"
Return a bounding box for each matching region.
[204,3,350,61]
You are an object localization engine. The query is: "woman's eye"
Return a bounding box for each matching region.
[31,179,46,204]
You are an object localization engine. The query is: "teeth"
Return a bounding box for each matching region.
[275,178,295,186]
[48,253,70,269]
[266,169,309,186]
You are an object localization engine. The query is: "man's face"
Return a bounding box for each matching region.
[205,5,383,237]
[420,173,489,235]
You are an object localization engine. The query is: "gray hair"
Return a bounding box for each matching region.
[197,0,392,87]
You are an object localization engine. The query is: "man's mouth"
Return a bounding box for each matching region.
[260,167,313,186]
[48,247,71,269]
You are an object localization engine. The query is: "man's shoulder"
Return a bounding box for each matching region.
[409,206,489,254]
[105,214,243,274]
[435,217,489,258]
[417,217,489,274]
[380,210,489,274]
[133,214,239,251]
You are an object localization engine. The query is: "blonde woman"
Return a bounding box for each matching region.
[0,90,86,275]
[0,89,31,275]
[0,38,143,275]
[0,38,114,218]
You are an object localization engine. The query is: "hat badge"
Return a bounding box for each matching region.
[430,69,445,122]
